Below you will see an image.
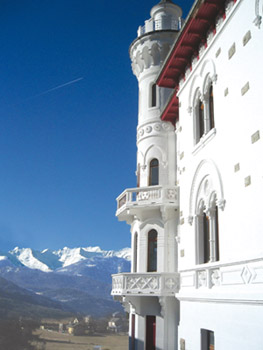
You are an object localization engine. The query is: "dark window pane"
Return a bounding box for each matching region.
[209,85,215,130]
[149,159,159,186]
[148,230,157,272]
[203,213,210,263]
[151,84,156,107]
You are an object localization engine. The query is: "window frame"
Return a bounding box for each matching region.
[196,197,220,265]
[149,158,159,186]
[193,81,215,146]
[147,229,158,272]
[149,83,158,108]
[201,329,215,350]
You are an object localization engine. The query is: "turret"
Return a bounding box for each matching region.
[112,2,183,349]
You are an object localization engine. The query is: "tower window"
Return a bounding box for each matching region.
[149,159,159,186]
[133,232,138,273]
[137,164,140,187]
[150,84,157,108]
[147,229,157,272]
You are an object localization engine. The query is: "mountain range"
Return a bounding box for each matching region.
[0,246,131,319]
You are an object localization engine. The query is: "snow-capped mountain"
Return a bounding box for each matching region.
[0,246,131,317]
[7,246,131,272]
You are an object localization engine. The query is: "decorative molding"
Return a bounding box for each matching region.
[228,42,236,59]
[251,130,260,144]
[188,59,217,112]
[243,30,252,46]
[137,121,174,142]
[112,272,180,296]
[179,258,263,291]
[241,81,250,96]
[177,297,263,305]
[130,36,175,78]
[189,159,225,220]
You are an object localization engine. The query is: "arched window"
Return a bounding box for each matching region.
[133,232,138,273]
[202,210,210,264]
[147,229,157,272]
[196,204,220,264]
[208,85,215,131]
[198,99,205,142]
[150,84,157,108]
[193,82,215,145]
[149,159,159,186]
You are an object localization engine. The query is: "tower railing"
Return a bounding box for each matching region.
[138,17,183,36]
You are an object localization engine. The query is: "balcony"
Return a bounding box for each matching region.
[116,185,179,221]
[112,272,180,297]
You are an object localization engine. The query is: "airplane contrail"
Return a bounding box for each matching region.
[27,77,84,99]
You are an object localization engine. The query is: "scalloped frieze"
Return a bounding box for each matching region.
[137,121,174,142]
[131,41,172,77]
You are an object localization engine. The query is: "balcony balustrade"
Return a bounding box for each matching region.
[116,185,179,221]
[112,272,180,297]
[137,17,183,37]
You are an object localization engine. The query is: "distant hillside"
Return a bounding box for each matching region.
[0,276,73,320]
[0,246,131,318]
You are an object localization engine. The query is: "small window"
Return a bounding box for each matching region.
[201,329,214,350]
[149,159,159,186]
[150,84,157,108]
[208,85,215,131]
[198,99,205,142]
[133,232,138,273]
[147,229,157,272]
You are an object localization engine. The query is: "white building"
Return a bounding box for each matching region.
[112,0,263,349]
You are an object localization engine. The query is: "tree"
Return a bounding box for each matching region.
[0,319,43,350]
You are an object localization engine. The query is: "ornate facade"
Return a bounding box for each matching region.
[112,0,263,349]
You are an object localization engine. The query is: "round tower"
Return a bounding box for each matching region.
[129,0,182,190]
[112,2,183,349]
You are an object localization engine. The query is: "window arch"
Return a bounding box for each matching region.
[147,229,157,272]
[193,81,215,145]
[149,159,159,186]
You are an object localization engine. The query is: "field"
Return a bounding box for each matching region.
[35,329,128,350]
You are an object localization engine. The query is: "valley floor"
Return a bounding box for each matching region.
[35,329,128,350]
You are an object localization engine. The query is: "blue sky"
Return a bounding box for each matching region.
[0,0,193,252]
